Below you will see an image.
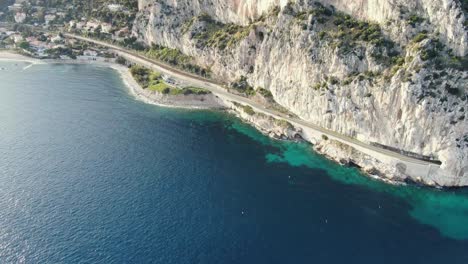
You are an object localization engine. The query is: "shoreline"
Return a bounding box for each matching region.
[48,59,224,110]
[112,63,221,110]
[0,51,221,110]
[0,50,46,64]
[0,51,458,188]
[0,51,433,187]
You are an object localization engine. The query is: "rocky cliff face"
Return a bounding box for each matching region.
[133,0,468,186]
[137,0,467,55]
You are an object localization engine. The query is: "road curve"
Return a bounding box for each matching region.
[65,33,436,167]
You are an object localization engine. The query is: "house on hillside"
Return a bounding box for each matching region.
[8,4,23,12]
[108,4,123,12]
[12,34,24,43]
[85,20,100,31]
[14,12,27,23]
[113,27,130,41]
[51,35,63,44]
[83,49,98,57]
[44,14,56,24]
[101,23,112,33]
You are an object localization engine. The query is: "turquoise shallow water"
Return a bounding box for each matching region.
[233,120,468,240]
[0,61,467,263]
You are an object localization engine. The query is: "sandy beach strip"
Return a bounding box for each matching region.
[0,51,145,103]
[0,52,221,109]
[0,50,45,64]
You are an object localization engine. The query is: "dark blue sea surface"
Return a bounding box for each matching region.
[0,62,468,263]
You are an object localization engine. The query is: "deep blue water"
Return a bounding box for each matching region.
[1,62,468,263]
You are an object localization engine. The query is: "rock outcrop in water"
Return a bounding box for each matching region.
[133,0,468,186]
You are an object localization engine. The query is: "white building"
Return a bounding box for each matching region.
[107,4,123,12]
[44,14,56,24]
[85,20,100,31]
[101,23,112,33]
[14,12,27,23]
[8,4,23,12]
[76,21,86,30]
[52,44,66,49]
[51,35,63,43]
[83,49,98,57]
[12,34,24,43]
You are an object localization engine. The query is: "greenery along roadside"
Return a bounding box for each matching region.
[130,65,211,96]
[80,35,211,78]
[145,44,211,77]
[230,76,256,96]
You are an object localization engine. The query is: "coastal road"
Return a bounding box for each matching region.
[65,33,437,167]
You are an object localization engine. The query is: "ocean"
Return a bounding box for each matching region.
[0,61,467,263]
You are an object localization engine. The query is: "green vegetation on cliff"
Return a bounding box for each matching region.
[257,87,274,100]
[145,44,211,77]
[291,2,398,65]
[230,76,256,96]
[183,13,253,50]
